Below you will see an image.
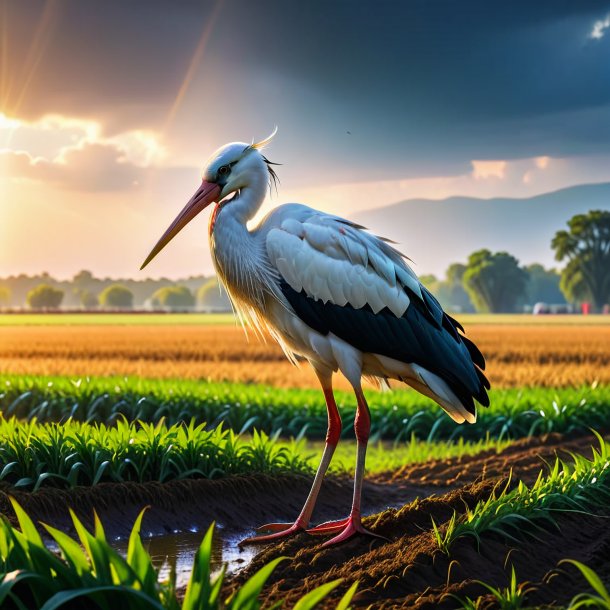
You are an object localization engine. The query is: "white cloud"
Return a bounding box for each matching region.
[589,14,610,39]
[0,143,145,191]
[471,160,507,180]
[0,112,167,191]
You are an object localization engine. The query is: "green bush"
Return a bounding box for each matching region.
[151,285,195,310]
[26,284,64,310]
[197,278,231,311]
[100,284,134,309]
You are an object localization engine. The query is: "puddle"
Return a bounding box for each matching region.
[38,473,421,588]
[44,526,259,588]
[124,527,258,587]
[111,496,413,588]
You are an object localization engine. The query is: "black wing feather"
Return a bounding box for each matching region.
[460,335,486,371]
[280,281,490,415]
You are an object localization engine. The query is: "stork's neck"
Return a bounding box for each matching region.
[226,169,268,224]
[209,171,269,311]
[209,164,268,239]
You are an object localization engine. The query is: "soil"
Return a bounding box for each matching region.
[0,431,606,608]
[229,495,610,609]
[372,432,599,488]
[226,432,609,609]
[0,472,418,540]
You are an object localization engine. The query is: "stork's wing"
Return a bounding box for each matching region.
[266,209,489,414]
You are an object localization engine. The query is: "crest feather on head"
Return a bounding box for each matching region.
[243,127,280,193]
[247,126,278,152]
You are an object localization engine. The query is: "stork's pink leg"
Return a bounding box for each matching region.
[308,389,384,546]
[242,385,342,543]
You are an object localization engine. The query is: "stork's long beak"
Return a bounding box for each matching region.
[140,180,221,270]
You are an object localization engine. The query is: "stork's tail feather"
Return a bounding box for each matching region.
[476,367,491,391]
[443,313,491,408]
[446,313,465,334]
[410,365,477,424]
[460,334,486,371]
[412,313,491,421]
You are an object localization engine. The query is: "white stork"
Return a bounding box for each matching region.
[141,130,490,546]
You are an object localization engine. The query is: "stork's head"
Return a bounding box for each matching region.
[140,129,278,270]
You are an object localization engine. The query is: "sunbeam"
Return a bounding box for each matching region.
[0,0,9,112]
[163,0,225,135]
[9,0,60,119]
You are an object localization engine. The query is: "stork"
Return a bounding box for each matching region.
[141,131,490,546]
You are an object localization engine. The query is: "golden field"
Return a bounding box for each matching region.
[1,319,609,389]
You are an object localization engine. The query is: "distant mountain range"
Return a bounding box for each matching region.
[354,182,610,277]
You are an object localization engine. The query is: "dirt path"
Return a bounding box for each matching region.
[230,487,610,609]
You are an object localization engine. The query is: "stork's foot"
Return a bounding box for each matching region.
[308,514,387,547]
[306,517,351,535]
[240,521,305,544]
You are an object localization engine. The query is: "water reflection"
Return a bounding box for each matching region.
[112,528,259,588]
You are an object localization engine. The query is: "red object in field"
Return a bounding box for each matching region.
[582,302,590,315]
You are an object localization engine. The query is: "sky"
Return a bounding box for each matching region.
[2,0,610,279]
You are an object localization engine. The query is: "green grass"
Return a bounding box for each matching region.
[473,566,528,610]
[0,500,356,609]
[1,312,608,326]
[562,559,610,609]
[0,313,237,326]
[317,434,511,475]
[0,415,510,491]
[433,432,610,554]
[2,374,609,441]
[454,561,610,610]
[0,418,310,490]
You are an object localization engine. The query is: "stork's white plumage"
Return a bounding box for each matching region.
[141,131,490,546]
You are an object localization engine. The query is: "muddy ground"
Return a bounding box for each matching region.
[0,472,420,539]
[0,432,606,608]
[226,432,608,609]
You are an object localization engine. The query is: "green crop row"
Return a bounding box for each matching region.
[432,432,610,554]
[320,434,512,475]
[0,418,310,491]
[0,499,356,610]
[455,561,610,609]
[2,374,610,441]
[0,416,513,491]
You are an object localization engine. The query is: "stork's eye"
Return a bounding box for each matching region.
[218,165,230,176]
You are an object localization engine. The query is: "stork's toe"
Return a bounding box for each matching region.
[308,514,387,546]
[241,521,305,544]
[307,517,351,535]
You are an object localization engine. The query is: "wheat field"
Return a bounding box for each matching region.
[1,321,609,388]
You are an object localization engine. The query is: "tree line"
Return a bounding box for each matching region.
[423,210,610,313]
[421,256,565,313]
[1,210,608,313]
[0,272,231,312]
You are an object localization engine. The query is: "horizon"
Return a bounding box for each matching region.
[2,180,609,283]
[2,1,610,279]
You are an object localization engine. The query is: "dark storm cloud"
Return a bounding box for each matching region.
[3,0,219,130]
[4,0,610,180]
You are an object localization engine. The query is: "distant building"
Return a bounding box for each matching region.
[533,302,574,315]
